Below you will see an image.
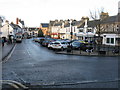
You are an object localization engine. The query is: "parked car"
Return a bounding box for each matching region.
[27,35,32,39]
[48,42,55,49]
[48,41,69,50]
[38,38,45,44]
[33,38,40,42]
[71,41,84,50]
[80,43,94,51]
[42,40,50,47]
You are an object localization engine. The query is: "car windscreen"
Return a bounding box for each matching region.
[61,42,66,44]
[54,42,60,44]
[16,36,22,38]
[72,42,81,45]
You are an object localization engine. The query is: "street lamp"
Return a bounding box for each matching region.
[69,20,73,40]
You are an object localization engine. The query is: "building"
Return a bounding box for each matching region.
[40,23,49,36]
[28,27,39,37]
[100,15,120,46]
[49,19,85,40]
[1,21,23,40]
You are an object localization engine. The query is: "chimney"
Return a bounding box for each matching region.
[16,18,19,24]
[55,19,58,23]
[100,12,109,20]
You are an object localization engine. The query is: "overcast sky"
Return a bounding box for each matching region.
[0,0,119,27]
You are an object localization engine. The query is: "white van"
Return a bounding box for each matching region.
[16,35,22,43]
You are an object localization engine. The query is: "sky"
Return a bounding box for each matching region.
[0,0,120,27]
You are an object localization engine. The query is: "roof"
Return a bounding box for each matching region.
[41,23,49,27]
[64,20,83,27]
[49,21,55,26]
[101,15,118,24]
[10,23,21,29]
[78,20,100,28]
[87,20,99,27]
[54,21,63,26]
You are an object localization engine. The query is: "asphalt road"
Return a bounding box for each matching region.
[2,39,120,88]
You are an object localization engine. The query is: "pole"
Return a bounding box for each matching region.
[70,20,72,40]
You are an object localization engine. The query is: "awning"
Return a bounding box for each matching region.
[50,33,58,35]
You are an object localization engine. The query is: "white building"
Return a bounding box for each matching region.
[77,17,97,41]
[1,21,22,39]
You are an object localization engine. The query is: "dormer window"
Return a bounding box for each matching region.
[87,29,92,32]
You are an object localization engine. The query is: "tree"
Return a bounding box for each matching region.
[89,8,106,52]
[38,29,44,37]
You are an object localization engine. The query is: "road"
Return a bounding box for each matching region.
[2,39,119,88]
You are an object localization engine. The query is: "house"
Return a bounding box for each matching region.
[100,14,120,46]
[28,27,39,37]
[49,20,62,39]
[49,19,87,40]
[40,23,49,36]
[0,17,3,36]
[1,21,23,40]
[76,16,98,41]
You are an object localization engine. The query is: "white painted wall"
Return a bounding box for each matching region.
[102,34,117,46]
[1,24,14,38]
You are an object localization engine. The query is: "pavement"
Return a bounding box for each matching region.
[55,49,120,57]
[1,42,15,61]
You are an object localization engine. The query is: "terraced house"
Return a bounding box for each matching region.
[99,14,120,46]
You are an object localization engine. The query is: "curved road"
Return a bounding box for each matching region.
[2,39,119,88]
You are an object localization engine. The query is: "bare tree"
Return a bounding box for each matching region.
[89,7,105,20]
[89,8,106,53]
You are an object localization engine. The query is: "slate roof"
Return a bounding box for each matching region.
[77,20,100,28]
[10,23,21,29]
[41,23,49,27]
[54,21,63,26]
[101,15,118,24]
[64,20,83,27]
[49,21,55,26]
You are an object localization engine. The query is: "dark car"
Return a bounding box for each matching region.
[81,43,94,51]
[42,40,50,47]
[71,41,84,50]
[39,38,45,44]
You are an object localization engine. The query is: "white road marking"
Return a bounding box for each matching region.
[11,71,27,84]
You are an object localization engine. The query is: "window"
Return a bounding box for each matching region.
[88,29,92,32]
[106,38,110,43]
[111,38,114,44]
[79,29,83,32]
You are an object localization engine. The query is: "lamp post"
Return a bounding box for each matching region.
[69,20,73,40]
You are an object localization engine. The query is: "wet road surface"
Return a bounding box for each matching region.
[2,39,119,88]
